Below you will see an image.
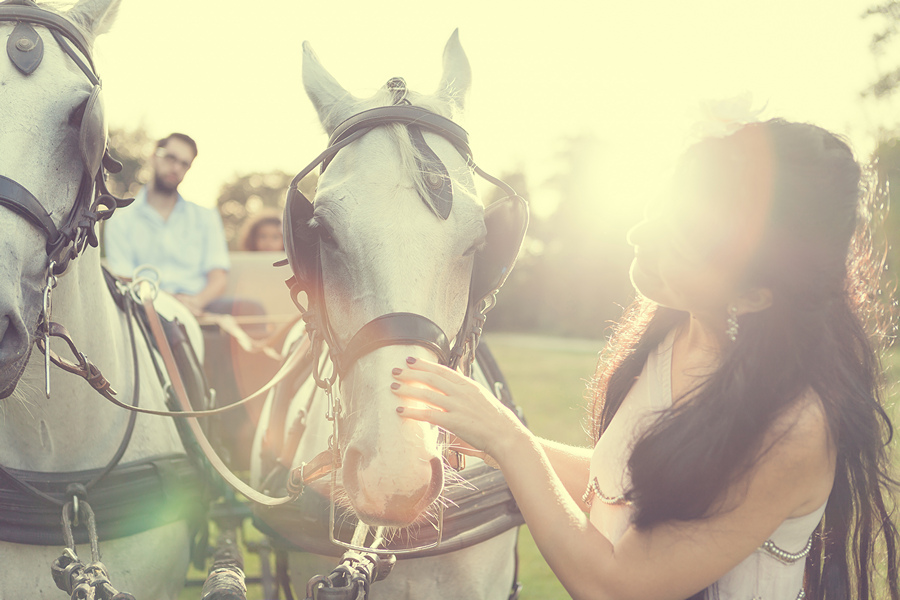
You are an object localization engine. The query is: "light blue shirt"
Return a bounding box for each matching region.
[103,188,230,295]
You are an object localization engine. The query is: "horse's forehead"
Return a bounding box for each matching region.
[1,48,87,115]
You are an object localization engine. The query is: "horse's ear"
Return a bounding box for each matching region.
[302,41,358,135]
[437,29,471,110]
[66,0,121,38]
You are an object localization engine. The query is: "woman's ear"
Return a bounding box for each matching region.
[735,287,773,316]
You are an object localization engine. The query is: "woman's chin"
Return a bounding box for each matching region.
[629,262,659,300]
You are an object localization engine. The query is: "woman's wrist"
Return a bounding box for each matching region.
[488,420,535,467]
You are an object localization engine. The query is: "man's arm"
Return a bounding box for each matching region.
[178,207,231,314]
[175,268,227,315]
[197,268,228,307]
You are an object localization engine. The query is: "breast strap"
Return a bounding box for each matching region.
[0,454,206,546]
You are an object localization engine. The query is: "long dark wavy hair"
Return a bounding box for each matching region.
[590,120,899,599]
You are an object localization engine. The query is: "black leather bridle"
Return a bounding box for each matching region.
[0,0,131,278]
[282,96,528,383]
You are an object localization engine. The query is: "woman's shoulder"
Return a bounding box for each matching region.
[755,387,836,518]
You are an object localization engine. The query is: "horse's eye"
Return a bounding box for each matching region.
[464,237,486,257]
[316,223,335,245]
[68,99,87,128]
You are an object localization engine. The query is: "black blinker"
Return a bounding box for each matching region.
[7,22,43,74]
[408,125,452,220]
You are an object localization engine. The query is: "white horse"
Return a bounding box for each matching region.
[251,33,523,600]
[0,1,200,597]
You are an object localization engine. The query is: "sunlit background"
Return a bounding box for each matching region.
[94,0,892,212]
[82,0,900,336]
[39,4,900,598]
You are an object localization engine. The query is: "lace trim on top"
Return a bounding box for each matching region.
[582,477,631,507]
[743,589,805,600]
[759,536,813,564]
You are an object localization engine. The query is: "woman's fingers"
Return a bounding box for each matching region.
[391,362,460,393]
[401,356,465,384]
[395,405,446,427]
[390,381,452,410]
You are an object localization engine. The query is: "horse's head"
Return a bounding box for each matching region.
[290,32,519,528]
[0,0,120,398]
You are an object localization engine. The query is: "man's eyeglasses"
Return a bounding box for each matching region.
[155,147,193,170]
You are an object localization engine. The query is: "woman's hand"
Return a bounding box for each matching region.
[390,357,530,464]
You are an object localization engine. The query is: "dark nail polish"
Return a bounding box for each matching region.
[406,357,417,364]
[396,407,405,413]
[390,382,401,390]
[392,368,402,376]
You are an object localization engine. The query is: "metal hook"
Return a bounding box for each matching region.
[42,261,58,398]
[129,264,160,303]
[72,494,80,527]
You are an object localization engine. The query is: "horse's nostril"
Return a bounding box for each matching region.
[341,446,444,527]
[0,314,25,360]
[0,312,32,399]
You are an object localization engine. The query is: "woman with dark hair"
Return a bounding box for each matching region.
[391,119,899,599]
[238,211,284,252]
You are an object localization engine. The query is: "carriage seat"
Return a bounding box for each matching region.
[223,251,297,320]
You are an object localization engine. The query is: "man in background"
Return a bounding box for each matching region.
[103,133,252,466]
[103,132,230,315]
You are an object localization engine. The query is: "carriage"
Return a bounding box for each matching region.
[0,2,530,598]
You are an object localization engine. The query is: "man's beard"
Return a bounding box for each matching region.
[154,173,179,194]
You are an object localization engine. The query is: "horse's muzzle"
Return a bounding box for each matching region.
[341,449,444,527]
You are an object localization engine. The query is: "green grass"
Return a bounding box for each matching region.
[486,333,602,600]
[183,336,899,599]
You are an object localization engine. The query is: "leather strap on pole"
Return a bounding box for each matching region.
[37,321,117,399]
[85,311,309,419]
[137,287,329,506]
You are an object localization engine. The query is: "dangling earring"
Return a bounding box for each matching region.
[726,305,740,342]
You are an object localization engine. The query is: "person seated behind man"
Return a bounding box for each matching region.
[103,132,229,316]
[237,210,284,252]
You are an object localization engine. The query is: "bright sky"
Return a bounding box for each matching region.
[91,0,896,220]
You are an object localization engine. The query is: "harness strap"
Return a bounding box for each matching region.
[137,287,327,506]
[37,321,117,397]
[76,301,309,418]
[335,312,450,375]
[0,454,202,546]
[326,105,472,163]
[254,462,524,560]
[0,2,95,70]
[0,175,60,242]
[198,311,300,361]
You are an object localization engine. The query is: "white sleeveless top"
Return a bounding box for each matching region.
[585,331,825,600]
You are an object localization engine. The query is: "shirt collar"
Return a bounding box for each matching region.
[135,186,186,220]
